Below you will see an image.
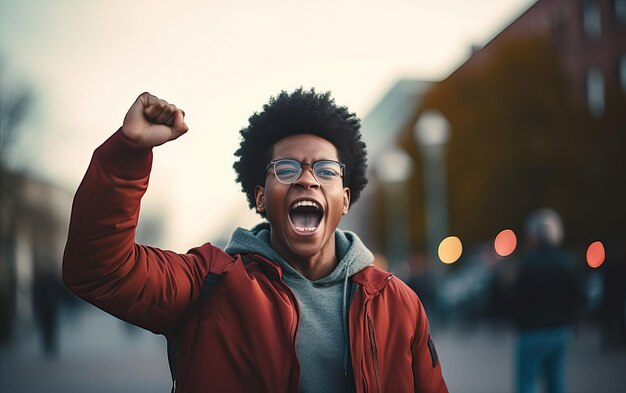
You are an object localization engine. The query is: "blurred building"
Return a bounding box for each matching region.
[460,0,626,111]
[389,0,626,254]
[0,168,72,344]
[340,79,432,255]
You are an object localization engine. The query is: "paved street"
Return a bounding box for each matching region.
[434,322,626,393]
[1,304,625,392]
[0,305,170,393]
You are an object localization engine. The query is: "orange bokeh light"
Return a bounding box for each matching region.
[438,236,463,264]
[586,241,605,268]
[494,229,517,257]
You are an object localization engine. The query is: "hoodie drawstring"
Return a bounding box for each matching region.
[342,262,351,378]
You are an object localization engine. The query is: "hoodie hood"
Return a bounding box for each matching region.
[224,222,374,283]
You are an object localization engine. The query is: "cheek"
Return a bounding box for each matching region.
[326,190,348,218]
[264,186,288,217]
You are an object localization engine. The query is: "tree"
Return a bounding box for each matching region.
[399,36,586,248]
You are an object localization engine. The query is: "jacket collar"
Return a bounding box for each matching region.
[351,266,394,296]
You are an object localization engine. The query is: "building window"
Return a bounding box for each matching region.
[620,55,626,92]
[583,1,602,39]
[615,0,626,24]
[586,68,605,118]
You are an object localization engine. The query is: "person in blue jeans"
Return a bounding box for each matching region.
[510,208,583,393]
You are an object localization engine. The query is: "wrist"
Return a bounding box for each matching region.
[95,128,153,179]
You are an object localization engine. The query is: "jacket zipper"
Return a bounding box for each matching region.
[367,315,382,393]
[255,254,300,392]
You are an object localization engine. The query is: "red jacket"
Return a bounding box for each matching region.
[63,130,448,393]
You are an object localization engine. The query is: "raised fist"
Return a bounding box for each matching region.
[121,92,188,148]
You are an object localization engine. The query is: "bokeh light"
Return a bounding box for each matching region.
[438,236,463,264]
[586,241,605,268]
[494,229,517,257]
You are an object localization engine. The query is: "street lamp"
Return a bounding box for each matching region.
[414,110,451,268]
[374,146,413,278]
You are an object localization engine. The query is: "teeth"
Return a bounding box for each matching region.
[295,226,318,232]
[292,200,320,209]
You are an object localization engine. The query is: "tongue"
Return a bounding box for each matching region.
[291,212,320,229]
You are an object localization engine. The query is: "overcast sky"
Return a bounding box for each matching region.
[0,0,534,250]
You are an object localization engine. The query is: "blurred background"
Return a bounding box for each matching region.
[1,0,625,392]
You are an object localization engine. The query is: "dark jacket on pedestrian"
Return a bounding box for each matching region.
[511,245,582,330]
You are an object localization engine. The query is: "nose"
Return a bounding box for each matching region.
[294,165,320,189]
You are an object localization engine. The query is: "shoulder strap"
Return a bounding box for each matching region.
[167,254,250,391]
[167,273,223,380]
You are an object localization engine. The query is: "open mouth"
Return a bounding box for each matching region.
[289,200,323,233]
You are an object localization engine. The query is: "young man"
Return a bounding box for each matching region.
[63,89,448,392]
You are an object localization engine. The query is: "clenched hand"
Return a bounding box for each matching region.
[122,92,188,148]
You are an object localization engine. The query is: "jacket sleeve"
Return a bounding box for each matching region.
[412,295,449,393]
[62,129,231,335]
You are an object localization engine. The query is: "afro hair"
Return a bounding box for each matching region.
[233,87,368,217]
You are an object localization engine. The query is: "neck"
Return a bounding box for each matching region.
[270,236,339,281]
[290,254,338,281]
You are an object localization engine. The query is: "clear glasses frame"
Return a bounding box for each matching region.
[265,158,345,185]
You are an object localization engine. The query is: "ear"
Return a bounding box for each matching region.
[254,185,266,213]
[342,187,351,215]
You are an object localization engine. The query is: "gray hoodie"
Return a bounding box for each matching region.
[225,222,374,393]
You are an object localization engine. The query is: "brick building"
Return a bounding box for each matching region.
[391,0,626,260]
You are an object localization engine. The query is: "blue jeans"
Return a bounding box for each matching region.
[515,326,573,393]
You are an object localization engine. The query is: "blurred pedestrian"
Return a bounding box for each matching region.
[63,90,448,392]
[32,264,61,357]
[510,208,583,393]
[33,255,72,358]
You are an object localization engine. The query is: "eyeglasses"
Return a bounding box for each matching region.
[265,158,345,185]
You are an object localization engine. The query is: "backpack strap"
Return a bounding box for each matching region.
[167,254,250,392]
